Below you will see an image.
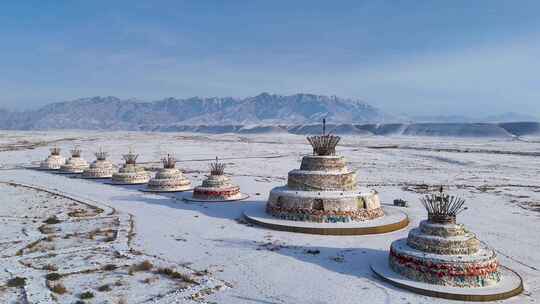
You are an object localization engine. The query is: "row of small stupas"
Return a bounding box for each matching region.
[39,146,246,201]
[36,120,523,301]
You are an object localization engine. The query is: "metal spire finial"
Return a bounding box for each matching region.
[306,118,340,156]
[210,156,226,175]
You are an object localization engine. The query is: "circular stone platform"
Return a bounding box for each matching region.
[106,180,149,186]
[370,254,523,302]
[53,170,81,175]
[27,166,58,171]
[79,176,112,180]
[184,193,250,203]
[243,206,408,235]
[139,187,194,193]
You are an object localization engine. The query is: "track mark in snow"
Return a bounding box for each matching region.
[481,240,539,272]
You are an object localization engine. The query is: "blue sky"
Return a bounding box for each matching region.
[1,1,539,117]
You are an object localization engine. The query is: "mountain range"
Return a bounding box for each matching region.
[1,93,539,137]
[0,93,392,130]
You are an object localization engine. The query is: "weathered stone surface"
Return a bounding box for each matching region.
[193,175,242,200]
[112,164,150,184]
[388,218,501,288]
[40,155,66,170]
[60,156,89,173]
[299,155,348,172]
[287,170,356,191]
[82,160,115,178]
[389,239,500,288]
[407,228,480,255]
[147,168,191,191]
[267,186,383,222]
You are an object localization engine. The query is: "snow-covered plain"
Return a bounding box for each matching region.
[0,130,539,304]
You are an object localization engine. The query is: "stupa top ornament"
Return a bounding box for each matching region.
[95,147,109,161]
[122,148,139,165]
[50,146,62,156]
[210,157,226,176]
[306,118,340,156]
[420,186,467,224]
[162,154,176,169]
[70,146,82,158]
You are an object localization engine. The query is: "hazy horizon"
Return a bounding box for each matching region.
[1,1,539,117]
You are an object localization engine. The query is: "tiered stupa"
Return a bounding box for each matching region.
[187,157,247,201]
[266,120,384,223]
[40,146,66,170]
[144,154,191,192]
[82,148,115,179]
[111,149,150,185]
[371,187,523,301]
[60,146,89,173]
[244,120,408,235]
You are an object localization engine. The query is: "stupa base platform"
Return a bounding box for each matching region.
[139,187,194,193]
[55,171,82,175]
[26,166,59,171]
[106,181,149,186]
[243,206,408,235]
[370,255,523,302]
[79,176,113,180]
[184,193,249,202]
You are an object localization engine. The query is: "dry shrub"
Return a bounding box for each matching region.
[129,260,153,274]
[79,291,95,299]
[142,276,159,284]
[88,229,102,240]
[45,272,62,281]
[156,267,198,285]
[43,216,61,224]
[49,282,67,294]
[97,284,111,292]
[7,277,26,287]
[103,264,118,271]
[43,264,58,271]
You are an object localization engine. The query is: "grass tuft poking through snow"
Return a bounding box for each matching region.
[45,272,62,281]
[43,215,61,224]
[79,290,95,299]
[102,264,118,271]
[97,284,112,292]
[6,277,26,287]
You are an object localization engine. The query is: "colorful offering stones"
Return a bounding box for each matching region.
[40,146,66,170]
[266,120,384,223]
[190,157,246,201]
[82,148,115,179]
[111,149,150,184]
[388,188,501,288]
[146,154,191,192]
[60,146,89,173]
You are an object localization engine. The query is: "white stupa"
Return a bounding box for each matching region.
[243,119,408,235]
[40,146,66,170]
[185,157,248,202]
[144,154,192,192]
[60,146,89,173]
[111,148,151,184]
[82,147,116,179]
